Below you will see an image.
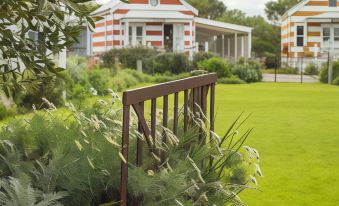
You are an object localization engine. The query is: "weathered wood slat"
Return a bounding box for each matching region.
[136,102,144,166]
[184,89,189,133]
[120,74,217,206]
[120,105,130,206]
[173,92,179,135]
[132,103,151,149]
[123,74,218,105]
[151,98,156,148]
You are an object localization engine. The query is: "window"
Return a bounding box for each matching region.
[329,0,337,7]
[296,26,304,47]
[128,26,132,45]
[127,24,145,46]
[323,27,331,48]
[150,0,158,6]
[334,27,339,47]
[136,26,143,45]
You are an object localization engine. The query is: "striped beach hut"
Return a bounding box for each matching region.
[281,0,339,68]
[89,0,252,60]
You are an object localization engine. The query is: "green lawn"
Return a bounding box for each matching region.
[214,83,339,206]
[2,82,339,205]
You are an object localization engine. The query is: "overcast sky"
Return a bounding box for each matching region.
[222,0,271,17]
[96,0,272,17]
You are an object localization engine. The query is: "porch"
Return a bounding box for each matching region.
[195,17,252,61]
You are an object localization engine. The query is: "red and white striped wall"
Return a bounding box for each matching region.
[91,0,197,55]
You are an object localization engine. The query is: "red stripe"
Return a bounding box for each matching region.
[93,42,105,47]
[146,22,163,26]
[93,41,122,47]
[146,31,162,36]
[95,22,105,28]
[180,11,195,15]
[147,41,162,47]
[114,9,129,14]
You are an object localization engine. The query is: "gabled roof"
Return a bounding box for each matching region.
[282,0,310,19]
[123,10,194,20]
[92,0,121,15]
[195,17,252,33]
[92,0,198,16]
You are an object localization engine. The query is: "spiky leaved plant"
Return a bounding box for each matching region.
[0,89,262,205]
[0,177,66,206]
[125,105,263,206]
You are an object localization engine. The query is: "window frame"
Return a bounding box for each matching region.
[150,0,159,6]
[128,23,146,47]
[295,25,305,47]
[329,0,337,7]
[321,24,339,50]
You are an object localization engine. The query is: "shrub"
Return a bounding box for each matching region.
[218,76,246,84]
[192,52,216,69]
[0,104,16,120]
[319,61,339,83]
[333,76,339,85]
[198,57,231,78]
[0,95,262,205]
[263,52,279,69]
[108,69,148,92]
[231,59,263,83]
[304,64,319,75]
[13,72,68,112]
[101,47,158,69]
[263,67,298,74]
[149,72,192,83]
[145,52,190,74]
[87,68,111,96]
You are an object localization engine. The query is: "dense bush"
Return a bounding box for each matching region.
[149,72,192,83]
[332,76,339,85]
[319,61,339,83]
[145,52,190,74]
[13,72,68,112]
[218,76,246,84]
[192,52,216,69]
[101,47,158,69]
[0,104,16,120]
[231,59,263,83]
[263,67,298,74]
[87,68,111,96]
[198,57,231,78]
[305,64,319,75]
[0,94,262,205]
[263,52,279,69]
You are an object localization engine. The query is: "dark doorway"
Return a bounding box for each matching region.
[164,24,173,52]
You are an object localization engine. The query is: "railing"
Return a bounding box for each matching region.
[120,73,218,206]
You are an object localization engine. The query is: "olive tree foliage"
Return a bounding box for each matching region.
[0,0,101,97]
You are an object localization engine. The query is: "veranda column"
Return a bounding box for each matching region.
[86,26,91,56]
[119,20,122,47]
[248,32,252,58]
[304,20,308,47]
[125,21,129,47]
[105,15,107,51]
[189,21,194,60]
[222,35,225,58]
[241,35,245,57]
[234,33,238,60]
[228,37,230,57]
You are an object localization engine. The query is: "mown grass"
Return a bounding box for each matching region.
[214,83,339,206]
[1,82,339,205]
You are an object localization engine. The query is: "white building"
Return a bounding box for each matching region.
[82,0,252,60]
